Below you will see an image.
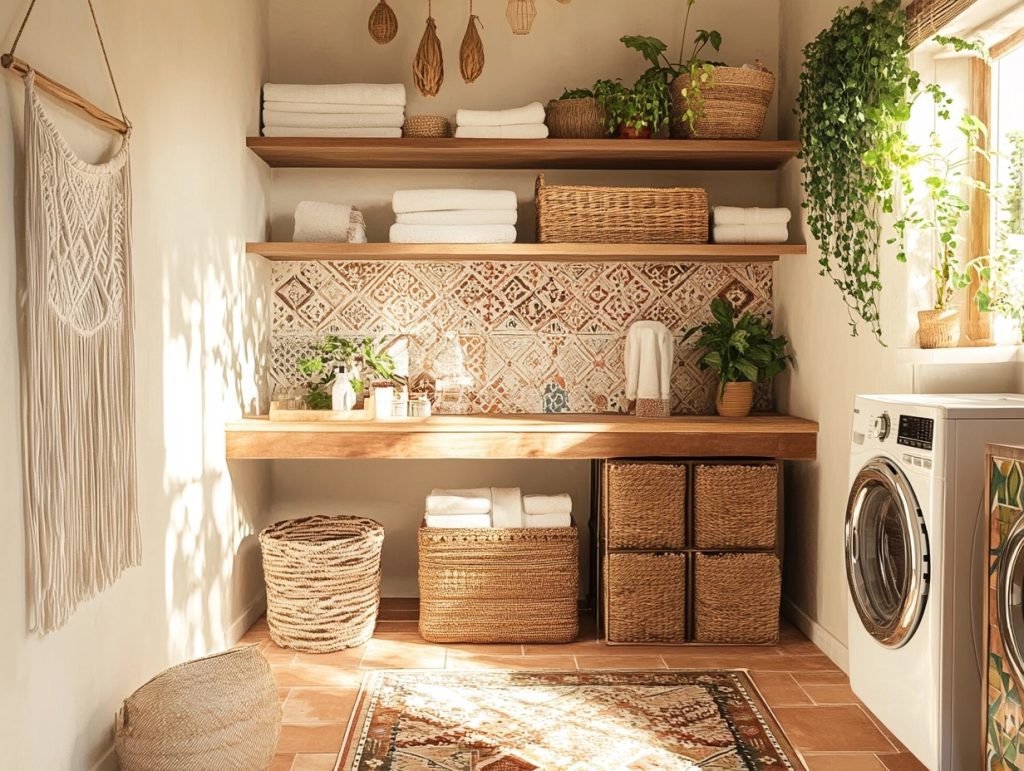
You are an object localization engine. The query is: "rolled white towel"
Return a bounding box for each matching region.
[263,82,407,106]
[455,124,549,139]
[264,100,405,115]
[263,110,405,129]
[389,223,517,244]
[713,206,792,226]
[524,512,572,528]
[393,188,517,214]
[294,201,359,243]
[457,102,546,127]
[349,223,367,244]
[491,487,523,529]
[425,513,492,529]
[713,223,790,244]
[396,209,518,226]
[523,494,572,516]
[426,488,492,515]
[262,127,403,138]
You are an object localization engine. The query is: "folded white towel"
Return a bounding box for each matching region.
[524,512,572,528]
[263,126,403,138]
[389,223,517,244]
[396,209,518,226]
[491,487,523,529]
[625,320,674,402]
[523,494,572,516]
[264,100,405,115]
[263,110,405,129]
[294,201,365,243]
[392,189,518,214]
[263,82,407,106]
[456,102,546,127]
[349,224,367,244]
[425,513,492,529]
[426,488,492,515]
[455,124,549,139]
[713,223,790,244]
[713,206,793,226]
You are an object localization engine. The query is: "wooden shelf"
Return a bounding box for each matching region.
[246,242,807,263]
[225,413,818,461]
[246,137,801,170]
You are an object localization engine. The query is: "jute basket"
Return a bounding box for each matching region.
[115,645,281,771]
[418,525,579,643]
[671,66,775,140]
[545,97,608,139]
[403,115,451,138]
[536,174,708,243]
[694,552,781,644]
[694,463,779,549]
[604,461,686,549]
[917,308,961,349]
[605,552,686,643]
[715,381,753,417]
[260,515,385,652]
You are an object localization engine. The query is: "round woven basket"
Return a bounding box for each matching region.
[260,515,385,652]
[115,645,281,771]
[671,66,775,139]
[403,114,451,138]
[545,97,607,139]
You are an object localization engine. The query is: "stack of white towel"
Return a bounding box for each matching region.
[261,83,406,138]
[712,207,792,244]
[455,102,549,139]
[293,201,366,243]
[424,488,572,529]
[390,189,518,244]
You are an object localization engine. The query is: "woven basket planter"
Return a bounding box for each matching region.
[917,308,961,348]
[671,66,775,140]
[694,463,779,549]
[536,174,708,243]
[604,461,686,549]
[260,515,385,652]
[545,97,608,139]
[694,552,781,644]
[403,114,451,138]
[418,525,579,643]
[605,552,687,643]
[115,645,281,771]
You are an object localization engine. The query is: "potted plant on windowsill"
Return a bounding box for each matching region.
[682,298,791,418]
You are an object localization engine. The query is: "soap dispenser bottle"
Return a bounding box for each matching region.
[331,366,356,412]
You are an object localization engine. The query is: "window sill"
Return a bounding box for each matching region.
[896,345,1024,365]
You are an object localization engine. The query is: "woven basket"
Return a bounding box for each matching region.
[115,646,281,771]
[545,97,608,139]
[418,525,579,643]
[604,461,686,549]
[260,515,385,652]
[694,463,779,549]
[694,552,781,644]
[917,308,961,348]
[605,552,686,643]
[671,66,775,140]
[403,114,451,138]
[536,174,708,243]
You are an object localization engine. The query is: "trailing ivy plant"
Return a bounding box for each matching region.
[593,71,672,135]
[1007,131,1024,236]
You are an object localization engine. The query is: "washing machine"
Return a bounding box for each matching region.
[846,394,1024,770]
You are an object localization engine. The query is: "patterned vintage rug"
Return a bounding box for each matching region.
[337,670,805,770]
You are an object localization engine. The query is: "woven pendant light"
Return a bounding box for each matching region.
[368,0,398,44]
[460,1,485,84]
[413,2,444,97]
[506,0,537,35]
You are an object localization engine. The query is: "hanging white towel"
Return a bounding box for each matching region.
[393,188,518,213]
[713,223,790,244]
[263,110,405,129]
[425,513,492,529]
[389,223,517,244]
[456,101,546,127]
[264,100,405,115]
[625,321,674,401]
[263,82,407,106]
[524,512,573,528]
[262,126,403,138]
[426,488,492,515]
[523,494,572,516]
[455,124,549,139]
[396,209,518,226]
[491,487,523,529]
[713,206,792,226]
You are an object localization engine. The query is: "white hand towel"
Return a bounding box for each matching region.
[524,512,572,528]
[262,126,403,138]
[456,102,546,127]
[523,494,572,516]
[263,110,406,129]
[294,201,352,242]
[396,209,518,226]
[426,488,492,515]
[713,223,790,244]
[455,124,550,139]
[264,100,405,115]
[263,82,407,106]
[624,320,674,401]
[491,487,523,528]
[349,223,368,244]
[389,223,517,244]
[425,514,492,529]
[712,207,792,226]
[392,188,518,214]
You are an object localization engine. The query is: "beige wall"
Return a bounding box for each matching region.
[0,1,272,768]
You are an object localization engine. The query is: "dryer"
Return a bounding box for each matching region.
[846,394,1024,770]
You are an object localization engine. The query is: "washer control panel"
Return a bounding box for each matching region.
[867,412,891,441]
[897,414,934,451]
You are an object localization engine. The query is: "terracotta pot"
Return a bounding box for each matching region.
[616,124,653,139]
[716,381,753,418]
[917,309,961,349]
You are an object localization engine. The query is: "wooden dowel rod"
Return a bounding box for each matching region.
[1,54,128,135]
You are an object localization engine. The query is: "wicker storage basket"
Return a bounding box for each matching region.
[694,463,779,549]
[418,525,579,643]
[403,114,451,138]
[115,646,281,771]
[605,552,686,643]
[259,515,385,653]
[604,461,686,549]
[545,97,608,139]
[671,66,776,139]
[694,552,781,644]
[536,174,708,244]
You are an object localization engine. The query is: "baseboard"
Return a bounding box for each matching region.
[229,590,268,643]
[782,595,849,673]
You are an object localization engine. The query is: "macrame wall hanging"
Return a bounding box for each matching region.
[413,0,444,97]
[368,0,398,45]
[3,0,139,634]
[459,0,485,84]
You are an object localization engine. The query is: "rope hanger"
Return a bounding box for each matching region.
[1,0,130,134]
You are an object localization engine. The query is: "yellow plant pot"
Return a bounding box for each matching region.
[917,309,961,349]
[716,381,754,418]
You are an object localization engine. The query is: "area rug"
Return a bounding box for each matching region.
[337,670,805,770]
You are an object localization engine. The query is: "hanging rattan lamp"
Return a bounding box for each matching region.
[506,0,538,35]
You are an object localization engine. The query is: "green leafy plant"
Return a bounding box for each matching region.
[593,70,671,134]
[559,87,595,100]
[297,336,396,410]
[1007,131,1024,236]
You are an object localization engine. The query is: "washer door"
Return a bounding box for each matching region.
[998,519,1024,688]
[845,457,929,648]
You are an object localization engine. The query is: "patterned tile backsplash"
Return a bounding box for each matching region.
[271,260,773,415]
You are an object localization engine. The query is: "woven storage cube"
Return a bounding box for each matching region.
[545,97,608,138]
[403,114,451,138]
[605,552,686,643]
[536,174,708,244]
[605,461,686,549]
[418,526,579,643]
[115,646,281,771]
[694,552,781,644]
[671,66,776,139]
[259,515,384,652]
[694,463,779,549]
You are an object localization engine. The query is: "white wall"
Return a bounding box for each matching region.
[0,1,272,768]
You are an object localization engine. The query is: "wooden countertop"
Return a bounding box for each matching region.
[226,413,818,461]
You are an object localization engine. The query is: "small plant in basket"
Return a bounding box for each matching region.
[297,336,397,410]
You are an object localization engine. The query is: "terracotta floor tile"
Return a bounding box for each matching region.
[374,620,420,633]
[269,754,295,771]
[877,753,928,770]
[359,638,446,669]
[293,648,365,668]
[282,688,359,723]
[575,655,667,670]
[261,648,298,666]
[662,653,839,672]
[792,671,850,686]
[522,639,611,655]
[273,662,365,688]
[773,706,898,753]
[444,643,525,655]
[275,724,346,754]
[803,683,860,705]
[444,654,577,671]
[803,753,888,770]
[749,671,813,706]
[290,753,340,771]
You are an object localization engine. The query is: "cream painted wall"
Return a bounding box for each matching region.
[0,1,272,768]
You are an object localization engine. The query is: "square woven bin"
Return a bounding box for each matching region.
[694,552,781,644]
[694,463,780,549]
[605,552,686,643]
[418,526,579,644]
[605,461,687,550]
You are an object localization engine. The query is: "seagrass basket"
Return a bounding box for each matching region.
[536,174,708,243]
[604,461,686,549]
[545,97,608,139]
[115,646,281,771]
[403,114,451,138]
[671,66,775,139]
[605,552,687,643]
[694,552,781,644]
[694,463,779,549]
[418,525,579,643]
[260,515,384,652]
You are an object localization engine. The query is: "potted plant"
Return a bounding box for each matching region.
[682,298,791,417]
[546,87,608,139]
[297,336,397,410]
[592,71,671,138]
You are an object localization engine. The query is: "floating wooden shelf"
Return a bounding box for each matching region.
[225,413,819,461]
[246,137,801,170]
[246,242,807,263]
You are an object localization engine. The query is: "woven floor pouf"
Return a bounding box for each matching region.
[260,515,385,652]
